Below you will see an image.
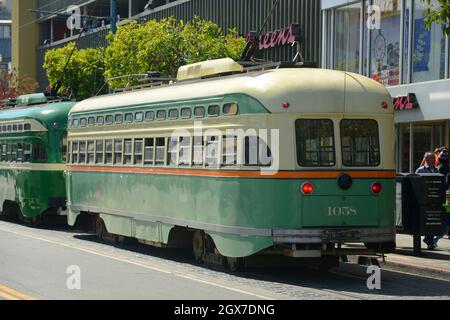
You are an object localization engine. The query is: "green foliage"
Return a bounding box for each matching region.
[44,17,246,96]
[424,0,450,36]
[105,17,246,89]
[43,42,105,99]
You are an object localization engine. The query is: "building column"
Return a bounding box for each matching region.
[11,0,38,83]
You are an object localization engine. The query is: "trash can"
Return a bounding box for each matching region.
[396,173,447,255]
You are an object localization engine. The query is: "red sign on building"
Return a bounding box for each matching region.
[393,93,419,111]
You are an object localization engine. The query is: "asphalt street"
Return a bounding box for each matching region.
[0,219,449,300]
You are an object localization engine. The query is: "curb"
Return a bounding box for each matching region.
[347,255,450,282]
[381,256,450,281]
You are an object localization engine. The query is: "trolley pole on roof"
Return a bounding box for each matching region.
[110,0,117,34]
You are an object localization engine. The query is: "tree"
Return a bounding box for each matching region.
[43,42,105,100]
[0,70,39,108]
[104,17,246,89]
[425,0,450,36]
[43,17,246,97]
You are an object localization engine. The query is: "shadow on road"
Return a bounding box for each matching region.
[73,233,450,299]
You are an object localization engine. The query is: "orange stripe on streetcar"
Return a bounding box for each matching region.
[67,166,397,179]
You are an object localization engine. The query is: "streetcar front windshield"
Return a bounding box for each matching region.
[295,119,335,167]
[341,119,380,167]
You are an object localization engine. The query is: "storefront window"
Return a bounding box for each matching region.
[334,3,362,73]
[403,0,411,82]
[412,0,446,83]
[371,0,401,86]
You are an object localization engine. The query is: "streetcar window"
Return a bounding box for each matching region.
[155,138,166,165]
[223,103,238,115]
[105,115,113,125]
[145,111,155,121]
[7,125,11,132]
[205,136,219,166]
[178,137,190,166]
[156,110,166,121]
[62,134,68,162]
[125,113,133,123]
[96,116,104,126]
[18,124,23,131]
[80,118,87,127]
[295,119,335,167]
[6,144,12,162]
[88,117,95,126]
[194,107,205,118]
[144,138,154,165]
[115,114,123,124]
[168,109,178,120]
[135,112,144,122]
[244,137,272,167]
[71,141,78,164]
[208,105,220,117]
[341,119,380,167]
[78,141,86,164]
[124,139,133,165]
[24,144,32,162]
[17,144,23,162]
[72,119,79,128]
[192,137,204,166]
[87,141,95,164]
[222,136,237,166]
[134,139,143,165]
[24,124,31,131]
[11,144,17,161]
[114,140,123,164]
[96,140,104,164]
[33,144,48,162]
[2,125,5,131]
[105,140,113,164]
[167,137,178,166]
[1,144,6,162]
[181,108,192,119]
[13,125,17,131]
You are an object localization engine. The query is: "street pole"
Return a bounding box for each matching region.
[110,0,117,34]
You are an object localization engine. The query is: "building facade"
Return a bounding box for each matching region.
[13,0,321,91]
[0,0,11,74]
[321,0,450,173]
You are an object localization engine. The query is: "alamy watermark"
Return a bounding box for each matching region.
[66,265,81,290]
[367,5,381,30]
[366,265,381,290]
[169,121,280,175]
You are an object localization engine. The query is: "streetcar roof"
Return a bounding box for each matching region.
[0,100,75,129]
[70,68,393,116]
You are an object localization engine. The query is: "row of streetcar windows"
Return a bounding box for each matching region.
[295,119,381,167]
[70,103,239,129]
[68,135,272,167]
[0,143,47,162]
[0,123,32,133]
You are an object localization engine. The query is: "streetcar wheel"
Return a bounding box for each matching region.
[95,217,119,244]
[95,216,105,240]
[192,230,205,263]
[225,257,243,272]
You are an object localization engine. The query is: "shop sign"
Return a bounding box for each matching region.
[393,93,419,111]
[246,24,302,50]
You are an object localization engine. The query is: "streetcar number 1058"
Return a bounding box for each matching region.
[328,206,357,216]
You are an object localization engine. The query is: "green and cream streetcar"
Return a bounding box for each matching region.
[0,93,75,223]
[66,58,396,269]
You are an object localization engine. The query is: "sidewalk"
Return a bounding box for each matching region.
[380,234,450,280]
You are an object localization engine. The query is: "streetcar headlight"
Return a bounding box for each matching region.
[301,182,314,195]
[371,183,383,194]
